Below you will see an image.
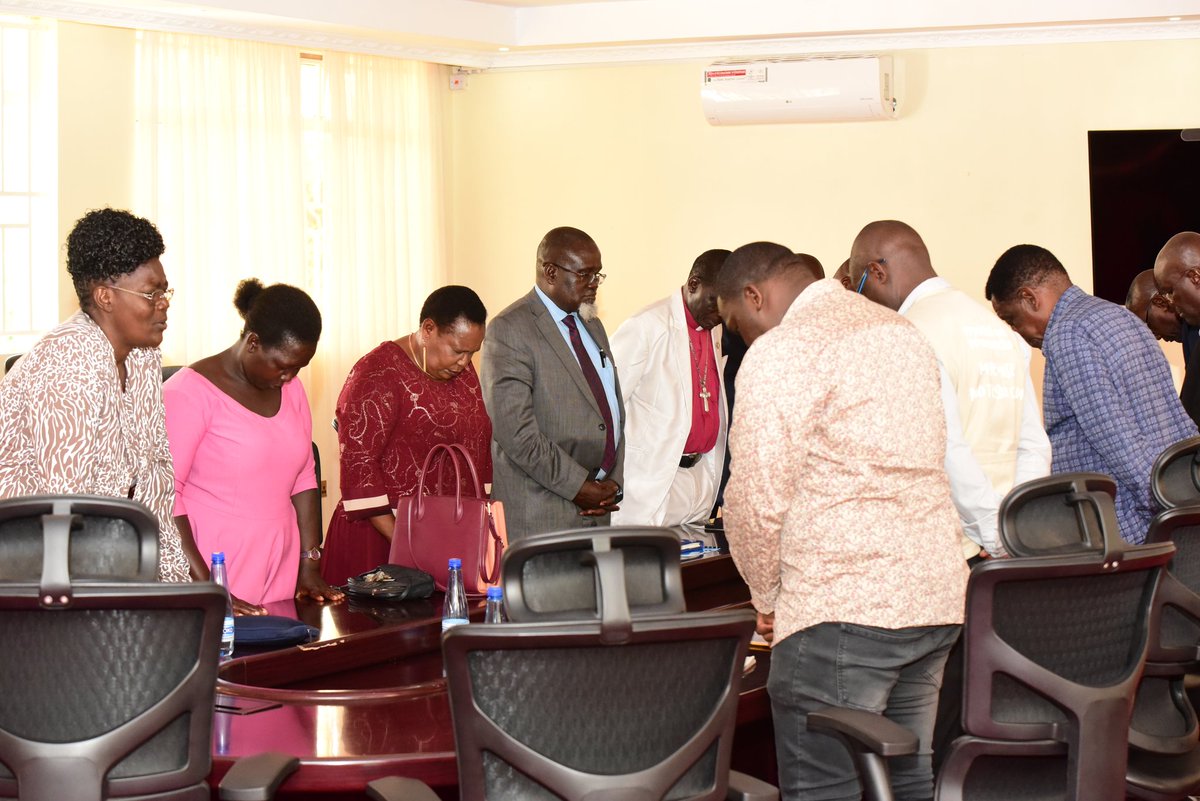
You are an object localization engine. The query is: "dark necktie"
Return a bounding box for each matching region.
[563,314,616,474]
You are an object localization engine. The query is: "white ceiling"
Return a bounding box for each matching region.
[2,0,1199,68]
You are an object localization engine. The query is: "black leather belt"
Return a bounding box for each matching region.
[679,453,702,469]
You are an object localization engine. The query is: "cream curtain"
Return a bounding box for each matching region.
[134,31,307,363]
[309,52,449,473]
[133,33,447,528]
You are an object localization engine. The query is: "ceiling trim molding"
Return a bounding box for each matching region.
[488,20,1200,70]
[2,0,1198,71]
[0,0,499,66]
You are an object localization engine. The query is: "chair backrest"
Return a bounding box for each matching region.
[997,472,1119,557]
[1151,436,1200,510]
[950,541,1174,800]
[442,608,756,801]
[1144,506,1200,663]
[1127,506,1200,757]
[3,354,21,374]
[160,365,183,383]
[0,495,159,587]
[500,527,686,636]
[0,495,225,801]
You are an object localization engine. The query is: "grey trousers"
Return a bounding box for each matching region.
[767,620,961,801]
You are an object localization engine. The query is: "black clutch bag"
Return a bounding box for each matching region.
[234,615,320,647]
[344,564,436,602]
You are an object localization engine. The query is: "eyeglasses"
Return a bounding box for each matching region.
[109,285,175,305]
[855,258,885,294]
[1147,291,1172,322]
[544,261,606,286]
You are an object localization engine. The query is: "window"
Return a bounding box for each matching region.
[0,16,56,353]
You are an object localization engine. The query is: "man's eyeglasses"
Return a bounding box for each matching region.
[855,259,885,294]
[1148,291,1173,322]
[110,285,175,305]
[544,261,606,286]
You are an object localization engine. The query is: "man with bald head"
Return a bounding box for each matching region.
[718,241,967,801]
[987,244,1194,541]
[831,259,852,290]
[1126,269,1181,342]
[481,226,625,540]
[609,248,732,528]
[1154,232,1200,426]
[849,220,1050,561]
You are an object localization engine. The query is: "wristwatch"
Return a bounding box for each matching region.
[300,546,323,561]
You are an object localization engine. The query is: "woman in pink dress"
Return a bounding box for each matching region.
[321,286,492,585]
[164,279,344,613]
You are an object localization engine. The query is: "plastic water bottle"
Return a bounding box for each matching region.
[442,557,469,631]
[211,552,235,659]
[484,586,505,623]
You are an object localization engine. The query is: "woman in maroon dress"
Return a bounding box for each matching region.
[321,286,492,584]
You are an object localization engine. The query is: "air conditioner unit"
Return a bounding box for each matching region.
[701,56,898,125]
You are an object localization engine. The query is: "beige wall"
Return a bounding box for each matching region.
[49,26,1198,531]
[57,22,138,319]
[447,39,1200,385]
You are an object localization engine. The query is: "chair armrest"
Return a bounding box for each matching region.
[366,776,443,801]
[218,751,300,801]
[726,769,779,800]
[806,707,918,756]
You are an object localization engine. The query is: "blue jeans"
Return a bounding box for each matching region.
[767,621,961,801]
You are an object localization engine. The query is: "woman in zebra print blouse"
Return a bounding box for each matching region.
[0,208,189,582]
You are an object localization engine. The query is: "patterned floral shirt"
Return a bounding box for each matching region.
[0,311,189,582]
[724,279,968,646]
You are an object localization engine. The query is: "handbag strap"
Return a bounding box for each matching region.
[414,444,463,518]
[478,502,503,585]
[443,443,483,498]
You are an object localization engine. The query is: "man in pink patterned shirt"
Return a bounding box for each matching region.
[716,241,969,801]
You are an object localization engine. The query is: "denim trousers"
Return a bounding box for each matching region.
[767,620,962,801]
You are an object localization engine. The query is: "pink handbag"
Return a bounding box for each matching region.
[389,443,506,595]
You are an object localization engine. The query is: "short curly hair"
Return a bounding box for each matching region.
[66,208,165,310]
[985,244,1068,303]
[233,278,322,349]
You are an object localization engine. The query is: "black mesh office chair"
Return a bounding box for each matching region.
[3,354,21,374]
[368,527,776,801]
[1125,506,1200,801]
[501,526,687,628]
[1152,436,1200,510]
[996,472,1116,557]
[0,495,298,801]
[808,534,1175,801]
[988,468,1200,801]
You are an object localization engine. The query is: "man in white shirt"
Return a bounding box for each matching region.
[850,220,1053,773]
[610,249,731,527]
[849,220,1052,561]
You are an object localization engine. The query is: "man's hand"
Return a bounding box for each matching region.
[756,611,775,645]
[573,478,621,516]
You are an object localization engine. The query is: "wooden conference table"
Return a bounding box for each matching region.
[209,550,775,800]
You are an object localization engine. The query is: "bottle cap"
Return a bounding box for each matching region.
[448,557,462,569]
[212,552,226,565]
[487,586,503,600]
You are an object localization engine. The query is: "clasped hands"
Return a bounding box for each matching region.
[573,478,622,516]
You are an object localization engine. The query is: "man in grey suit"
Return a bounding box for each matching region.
[481,226,625,541]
